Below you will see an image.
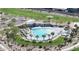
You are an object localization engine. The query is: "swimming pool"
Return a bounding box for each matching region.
[32,27,52,38]
[30,27,64,41]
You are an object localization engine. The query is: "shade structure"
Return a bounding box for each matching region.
[26,19,35,24]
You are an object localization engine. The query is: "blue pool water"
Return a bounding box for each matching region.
[31,27,54,40]
[30,27,64,41]
[32,27,48,37]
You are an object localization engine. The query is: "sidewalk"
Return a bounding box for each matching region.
[61,42,79,51]
[52,34,61,41]
[0,44,8,51]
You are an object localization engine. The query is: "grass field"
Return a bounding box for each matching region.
[0,8,79,23]
[15,35,64,47]
[72,47,79,51]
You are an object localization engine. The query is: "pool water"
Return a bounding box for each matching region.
[31,27,64,41]
[32,27,53,37]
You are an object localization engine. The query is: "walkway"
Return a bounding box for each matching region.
[61,42,79,51]
[52,34,61,41]
[0,44,8,51]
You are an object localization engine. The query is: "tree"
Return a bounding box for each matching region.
[30,34,33,40]
[74,24,78,35]
[70,32,74,38]
[11,18,16,23]
[32,40,36,46]
[0,11,2,14]
[57,44,62,50]
[48,34,51,40]
[72,29,76,36]
[47,15,53,24]
[4,28,10,38]
[64,36,68,45]
[7,26,19,42]
[64,22,70,31]
[67,38,72,43]
[1,18,7,21]
[11,26,19,35]
[42,35,46,40]
[51,32,54,36]
[35,35,39,40]
[67,22,70,25]
[0,30,5,38]
[6,18,19,41]
[8,18,16,27]
[49,40,52,44]
[32,40,36,43]
[64,25,70,31]
[39,45,42,48]
[8,22,14,27]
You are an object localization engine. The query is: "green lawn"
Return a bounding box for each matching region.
[51,36,65,46]
[0,8,48,20]
[0,8,79,23]
[72,47,79,51]
[15,35,64,47]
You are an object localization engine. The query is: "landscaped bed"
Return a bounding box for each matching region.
[15,35,65,47]
[0,8,79,23]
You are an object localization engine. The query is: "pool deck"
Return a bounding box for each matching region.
[20,27,65,41]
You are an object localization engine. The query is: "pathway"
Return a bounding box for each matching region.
[0,44,8,51]
[52,34,61,41]
[61,42,79,51]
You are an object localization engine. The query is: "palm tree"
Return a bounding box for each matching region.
[48,34,51,40]
[35,35,39,40]
[42,35,46,40]
[51,32,54,37]
[30,34,33,40]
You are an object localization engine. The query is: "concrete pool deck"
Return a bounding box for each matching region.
[20,26,68,41]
